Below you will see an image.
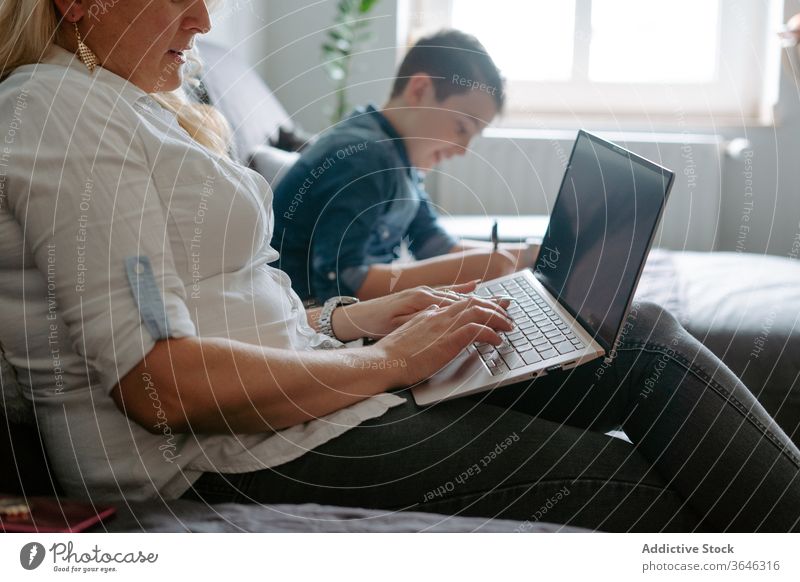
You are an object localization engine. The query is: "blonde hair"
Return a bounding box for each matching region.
[0,0,231,157]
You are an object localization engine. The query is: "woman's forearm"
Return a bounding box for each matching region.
[111,336,403,434]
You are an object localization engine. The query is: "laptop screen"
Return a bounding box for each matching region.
[533,131,674,352]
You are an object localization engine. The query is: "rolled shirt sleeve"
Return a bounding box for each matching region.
[5,79,196,394]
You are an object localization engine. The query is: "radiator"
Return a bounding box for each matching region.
[426,129,724,251]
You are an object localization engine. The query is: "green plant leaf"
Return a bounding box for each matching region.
[323,0,380,124]
[330,27,354,41]
[324,62,347,81]
[338,0,355,13]
[359,0,379,14]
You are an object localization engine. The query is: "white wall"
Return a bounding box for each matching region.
[208,0,800,258]
[205,1,270,66]
[716,31,800,257]
[253,0,402,133]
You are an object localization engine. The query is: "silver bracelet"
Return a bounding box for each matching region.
[318,296,359,340]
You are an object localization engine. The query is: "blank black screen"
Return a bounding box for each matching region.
[533,132,672,351]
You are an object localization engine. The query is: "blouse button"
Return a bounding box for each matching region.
[381,228,390,240]
[328,272,336,281]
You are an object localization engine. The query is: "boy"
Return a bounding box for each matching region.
[271,29,538,303]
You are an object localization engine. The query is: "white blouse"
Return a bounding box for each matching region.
[0,46,404,502]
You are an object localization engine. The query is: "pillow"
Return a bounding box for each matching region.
[196,40,294,164]
[270,125,316,153]
[248,144,300,190]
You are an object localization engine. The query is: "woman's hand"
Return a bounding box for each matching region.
[331,280,507,341]
[372,296,515,386]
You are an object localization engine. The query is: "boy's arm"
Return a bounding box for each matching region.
[355,248,517,300]
[451,239,541,270]
[405,188,458,259]
[401,191,538,291]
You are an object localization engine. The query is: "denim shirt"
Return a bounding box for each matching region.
[271,105,456,302]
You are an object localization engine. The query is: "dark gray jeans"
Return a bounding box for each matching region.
[181,302,800,532]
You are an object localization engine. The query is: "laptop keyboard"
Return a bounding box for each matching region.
[473,275,586,376]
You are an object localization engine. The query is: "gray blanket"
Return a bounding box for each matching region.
[105,500,586,533]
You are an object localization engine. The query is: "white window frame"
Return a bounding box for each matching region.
[402,0,782,125]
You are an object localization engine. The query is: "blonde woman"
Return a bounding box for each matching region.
[0,0,798,532]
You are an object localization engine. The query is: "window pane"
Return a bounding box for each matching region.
[589,0,720,83]
[451,0,576,81]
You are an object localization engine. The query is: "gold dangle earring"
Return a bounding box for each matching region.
[73,22,99,73]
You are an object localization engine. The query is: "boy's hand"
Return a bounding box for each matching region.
[331,281,511,341]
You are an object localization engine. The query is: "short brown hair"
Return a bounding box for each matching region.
[391,29,505,112]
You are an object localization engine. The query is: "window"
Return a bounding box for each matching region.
[404,0,781,123]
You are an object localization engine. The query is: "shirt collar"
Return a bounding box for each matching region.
[43,45,149,107]
[362,104,415,175]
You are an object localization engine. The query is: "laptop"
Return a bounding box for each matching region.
[412,130,674,405]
